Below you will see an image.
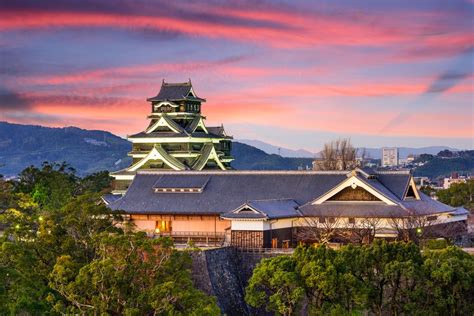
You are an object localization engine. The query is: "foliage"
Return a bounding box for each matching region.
[436,179,473,210]
[0,163,219,315]
[419,185,436,196]
[245,256,304,315]
[246,241,474,315]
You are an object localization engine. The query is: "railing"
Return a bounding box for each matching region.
[155,231,225,238]
[236,247,295,254]
[153,231,226,246]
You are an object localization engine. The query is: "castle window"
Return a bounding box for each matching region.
[348,217,355,224]
[328,217,336,224]
[155,220,172,233]
[427,215,438,222]
[318,217,325,224]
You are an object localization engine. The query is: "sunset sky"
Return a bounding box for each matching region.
[0,0,473,151]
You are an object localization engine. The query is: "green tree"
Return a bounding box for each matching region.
[246,241,473,315]
[49,233,219,315]
[294,244,365,314]
[15,162,78,210]
[437,179,473,209]
[0,164,219,314]
[246,256,304,315]
[420,246,474,315]
[78,170,112,194]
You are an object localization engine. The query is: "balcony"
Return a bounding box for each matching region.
[152,231,226,246]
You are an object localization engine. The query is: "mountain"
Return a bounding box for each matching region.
[231,142,313,170]
[0,122,131,176]
[0,122,313,177]
[238,139,459,160]
[237,139,315,158]
[0,122,470,179]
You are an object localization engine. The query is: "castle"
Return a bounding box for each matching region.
[104,81,468,248]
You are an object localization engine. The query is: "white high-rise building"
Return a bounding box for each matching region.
[382,147,399,167]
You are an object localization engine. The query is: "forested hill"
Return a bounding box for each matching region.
[231,142,313,170]
[0,122,132,176]
[0,122,313,176]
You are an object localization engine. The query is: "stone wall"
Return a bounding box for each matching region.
[189,247,288,315]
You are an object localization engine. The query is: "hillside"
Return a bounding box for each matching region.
[231,142,313,170]
[0,122,313,176]
[0,122,131,176]
[413,153,474,179]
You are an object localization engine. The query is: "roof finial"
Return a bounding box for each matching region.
[162,78,165,85]
[188,78,192,85]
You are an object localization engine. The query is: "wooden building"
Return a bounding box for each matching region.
[106,169,468,248]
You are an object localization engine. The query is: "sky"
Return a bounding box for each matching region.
[0,0,473,151]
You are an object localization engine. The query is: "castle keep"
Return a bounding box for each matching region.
[111,80,233,194]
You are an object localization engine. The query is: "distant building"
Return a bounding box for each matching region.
[382,147,399,167]
[406,154,416,164]
[443,173,469,189]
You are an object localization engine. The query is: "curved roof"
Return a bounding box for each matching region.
[147,80,205,102]
[108,170,459,219]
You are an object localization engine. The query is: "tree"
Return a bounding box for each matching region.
[49,234,219,315]
[245,241,474,315]
[437,150,454,158]
[246,256,304,315]
[298,216,344,244]
[419,185,436,196]
[437,179,473,210]
[15,162,78,210]
[420,246,474,315]
[0,163,219,314]
[78,170,112,194]
[316,138,359,171]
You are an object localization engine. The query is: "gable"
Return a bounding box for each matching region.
[328,186,382,201]
[403,177,420,200]
[312,175,397,205]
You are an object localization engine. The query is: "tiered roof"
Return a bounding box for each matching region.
[146,80,206,102]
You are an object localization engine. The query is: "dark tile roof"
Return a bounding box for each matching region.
[102,194,123,205]
[400,192,456,215]
[153,174,210,189]
[207,126,227,137]
[222,199,299,219]
[147,81,205,102]
[107,170,457,218]
[376,171,411,199]
[109,171,347,215]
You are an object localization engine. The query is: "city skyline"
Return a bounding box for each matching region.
[0,0,473,151]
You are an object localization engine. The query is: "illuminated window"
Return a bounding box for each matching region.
[271,238,278,248]
[155,220,172,233]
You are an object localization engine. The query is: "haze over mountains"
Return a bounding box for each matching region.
[238,139,459,159]
[0,121,469,178]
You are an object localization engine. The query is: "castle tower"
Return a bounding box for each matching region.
[111,80,233,194]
